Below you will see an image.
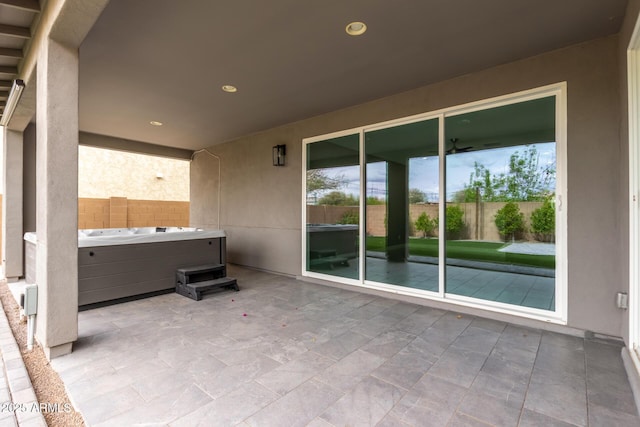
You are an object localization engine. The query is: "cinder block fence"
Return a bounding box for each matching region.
[0,194,188,269]
[79,197,190,229]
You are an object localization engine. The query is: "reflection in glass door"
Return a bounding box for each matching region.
[303,86,564,318]
[306,134,360,280]
[444,97,557,310]
[364,118,440,291]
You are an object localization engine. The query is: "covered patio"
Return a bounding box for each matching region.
[3,0,640,424]
[50,266,639,426]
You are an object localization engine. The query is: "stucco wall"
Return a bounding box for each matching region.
[78,145,190,201]
[0,194,2,261]
[618,0,640,351]
[192,35,624,337]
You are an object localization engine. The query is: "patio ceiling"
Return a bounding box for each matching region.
[0,0,39,123]
[79,0,627,151]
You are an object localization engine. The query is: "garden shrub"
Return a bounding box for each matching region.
[445,205,465,238]
[495,202,525,242]
[338,210,358,225]
[531,198,555,242]
[415,212,436,237]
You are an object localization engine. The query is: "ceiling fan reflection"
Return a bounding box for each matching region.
[446,138,472,154]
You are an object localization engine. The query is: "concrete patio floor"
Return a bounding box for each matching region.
[50,266,639,426]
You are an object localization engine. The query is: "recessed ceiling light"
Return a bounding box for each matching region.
[222,85,238,93]
[150,121,163,126]
[346,21,367,36]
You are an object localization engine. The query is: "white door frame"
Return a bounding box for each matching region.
[303,84,567,324]
[628,12,640,371]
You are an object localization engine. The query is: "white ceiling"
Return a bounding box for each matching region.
[78,0,628,150]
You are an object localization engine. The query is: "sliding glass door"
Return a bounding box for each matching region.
[364,118,440,291]
[305,133,360,280]
[444,97,557,311]
[303,85,565,320]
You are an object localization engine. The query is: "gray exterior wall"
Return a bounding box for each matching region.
[192,35,625,338]
[79,132,193,160]
[618,0,640,348]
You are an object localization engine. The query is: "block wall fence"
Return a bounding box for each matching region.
[0,194,188,272]
[79,197,190,229]
[308,201,547,242]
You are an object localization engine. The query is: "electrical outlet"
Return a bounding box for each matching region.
[616,292,628,309]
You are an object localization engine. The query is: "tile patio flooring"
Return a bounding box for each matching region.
[51,266,638,426]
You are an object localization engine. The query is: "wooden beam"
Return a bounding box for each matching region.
[0,0,39,12]
[0,91,9,99]
[0,48,21,59]
[0,23,30,39]
[0,80,11,89]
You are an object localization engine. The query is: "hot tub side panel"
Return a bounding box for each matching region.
[78,237,226,306]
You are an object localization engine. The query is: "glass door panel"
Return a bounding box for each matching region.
[444,96,557,310]
[306,134,360,280]
[364,118,439,291]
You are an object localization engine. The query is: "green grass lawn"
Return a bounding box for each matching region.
[366,237,555,269]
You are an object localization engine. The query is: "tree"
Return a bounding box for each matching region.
[500,147,555,201]
[318,191,359,206]
[415,212,436,237]
[460,146,554,202]
[366,196,385,205]
[445,205,465,237]
[530,198,555,242]
[409,188,426,204]
[306,169,346,194]
[495,202,526,242]
[461,162,498,202]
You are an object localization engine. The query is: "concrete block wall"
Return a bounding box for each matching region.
[77,197,189,229]
[78,197,110,229]
[310,201,547,241]
[109,197,128,228]
[127,199,189,227]
[307,205,358,225]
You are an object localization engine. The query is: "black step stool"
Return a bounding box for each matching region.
[176,264,238,301]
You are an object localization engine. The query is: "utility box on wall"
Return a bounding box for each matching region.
[23,284,37,316]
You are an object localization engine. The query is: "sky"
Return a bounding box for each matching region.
[311,142,556,202]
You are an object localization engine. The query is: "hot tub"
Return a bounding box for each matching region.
[306,224,358,269]
[24,227,228,308]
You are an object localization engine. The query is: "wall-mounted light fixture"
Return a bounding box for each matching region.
[272,144,286,166]
[0,79,25,127]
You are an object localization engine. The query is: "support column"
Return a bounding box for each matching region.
[22,124,37,234]
[35,37,78,359]
[2,129,24,281]
[386,161,408,262]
